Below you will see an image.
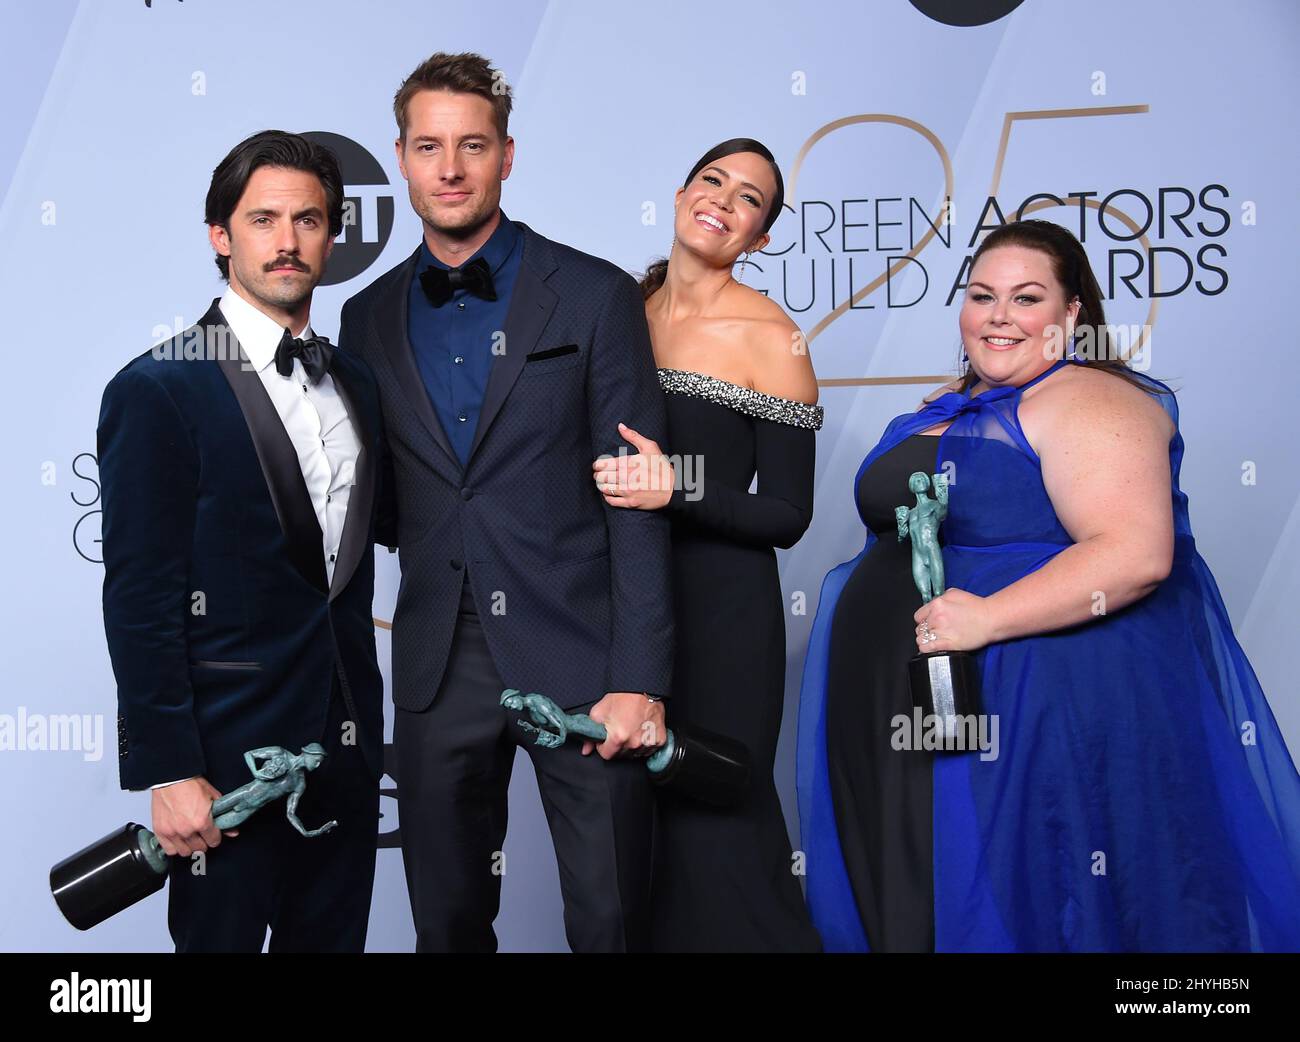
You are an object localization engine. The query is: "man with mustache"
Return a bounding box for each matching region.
[98,131,385,951]
[340,52,674,951]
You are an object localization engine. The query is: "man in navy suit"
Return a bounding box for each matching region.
[98,131,385,952]
[341,53,674,952]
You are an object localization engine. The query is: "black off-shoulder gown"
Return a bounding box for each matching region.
[649,367,824,953]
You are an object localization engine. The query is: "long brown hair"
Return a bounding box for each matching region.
[950,219,1170,395]
[639,138,785,300]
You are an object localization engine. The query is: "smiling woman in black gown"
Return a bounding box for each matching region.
[591,139,823,952]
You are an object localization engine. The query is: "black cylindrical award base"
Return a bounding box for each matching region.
[50,823,168,931]
[649,725,752,807]
[908,650,983,754]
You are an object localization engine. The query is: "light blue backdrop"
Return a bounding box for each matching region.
[1,0,1296,951]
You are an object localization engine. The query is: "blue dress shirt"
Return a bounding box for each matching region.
[407,209,523,469]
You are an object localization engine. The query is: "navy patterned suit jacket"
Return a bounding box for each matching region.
[340,220,674,711]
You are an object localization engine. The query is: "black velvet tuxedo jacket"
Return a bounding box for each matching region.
[98,301,385,793]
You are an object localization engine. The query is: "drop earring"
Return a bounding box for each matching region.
[737,251,749,283]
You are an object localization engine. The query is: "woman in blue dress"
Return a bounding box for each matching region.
[797,219,1300,951]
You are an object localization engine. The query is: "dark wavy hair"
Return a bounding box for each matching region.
[950,219,1169,395]
[639,138,785,299]
[203,130,344,281]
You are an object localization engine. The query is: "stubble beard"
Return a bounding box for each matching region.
[412,185,499,244]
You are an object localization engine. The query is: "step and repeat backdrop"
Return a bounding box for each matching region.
[1,0,1296,950]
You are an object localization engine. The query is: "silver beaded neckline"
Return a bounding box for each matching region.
[657,368,824,430]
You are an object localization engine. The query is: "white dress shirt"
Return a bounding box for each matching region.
[148,287,360,792]
[218,285,360,584]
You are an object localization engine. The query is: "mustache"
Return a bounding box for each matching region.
[265,256,309,273]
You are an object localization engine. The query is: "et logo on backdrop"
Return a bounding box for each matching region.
[909,0,1025,26]
[302,131,394,287]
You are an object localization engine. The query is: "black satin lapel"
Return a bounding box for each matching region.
[377,250,461,474]
[214,323,328,594]
[326,358,375,602]
[467,242,558,465]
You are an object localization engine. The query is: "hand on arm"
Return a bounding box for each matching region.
[592,423,676,510]
[595,315,820,551]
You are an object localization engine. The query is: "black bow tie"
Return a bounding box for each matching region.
[274,329,334,384]
[419,256,498,308]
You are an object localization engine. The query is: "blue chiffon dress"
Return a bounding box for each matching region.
[797,357,1300,951]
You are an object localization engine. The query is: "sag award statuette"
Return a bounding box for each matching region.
[50,744,336,931]
[896,470,981,750]
[500,689,751,807]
